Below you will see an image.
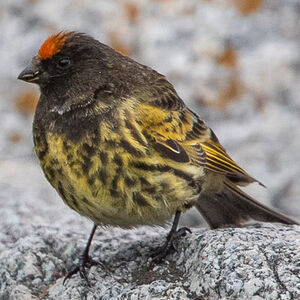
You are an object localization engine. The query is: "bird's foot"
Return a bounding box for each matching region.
[152,227,191,263]
[63,254,105,287]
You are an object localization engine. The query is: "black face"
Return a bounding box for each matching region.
[39,55,74,86]
[18,33,109,86]
[18,32,152,114]
[43,56,71,77]
[42,43,103,86]
[18,33,119,113]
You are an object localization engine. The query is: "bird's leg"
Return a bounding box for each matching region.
[152,210,191,262]
[63,224,105,286]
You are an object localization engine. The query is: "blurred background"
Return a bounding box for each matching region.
[0,0,299,231]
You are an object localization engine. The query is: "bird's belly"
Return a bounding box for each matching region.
[35,132,200,227]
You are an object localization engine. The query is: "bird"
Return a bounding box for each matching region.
[18,31,298,285]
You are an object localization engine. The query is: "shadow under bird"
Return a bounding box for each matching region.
[18,31,298,285]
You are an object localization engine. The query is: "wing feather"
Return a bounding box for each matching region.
[135,79,261,186]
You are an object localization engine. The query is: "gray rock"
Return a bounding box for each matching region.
[1,0,300,219]
[0,223,299,299]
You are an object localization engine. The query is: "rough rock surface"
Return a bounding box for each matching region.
[1,0,300,218]
[0,223,299,299]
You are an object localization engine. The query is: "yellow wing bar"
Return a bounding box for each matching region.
[201,142,247,176]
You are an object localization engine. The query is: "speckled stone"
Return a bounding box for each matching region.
[0,223,299,299]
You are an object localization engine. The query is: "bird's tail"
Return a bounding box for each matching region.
[195,180,298,229]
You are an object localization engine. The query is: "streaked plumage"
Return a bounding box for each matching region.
[18,31,297,283]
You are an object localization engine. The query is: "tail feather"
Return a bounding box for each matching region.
[196,180,298,229]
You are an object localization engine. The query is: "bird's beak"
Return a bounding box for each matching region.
[18,57,41,83]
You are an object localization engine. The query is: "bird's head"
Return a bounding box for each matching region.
[18,31,141,114]
[18,32,109,86]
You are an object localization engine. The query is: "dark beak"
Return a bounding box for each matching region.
[18,57,41,83]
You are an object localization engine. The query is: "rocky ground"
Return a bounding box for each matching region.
[0,223,299,299]
[0,0,300,299]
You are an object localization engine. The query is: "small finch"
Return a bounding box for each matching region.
[18,31,298,284]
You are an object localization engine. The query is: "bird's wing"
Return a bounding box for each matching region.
[199,130,261,185]
[137,85,260,186]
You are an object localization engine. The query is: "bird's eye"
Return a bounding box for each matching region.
[57,58,71,69]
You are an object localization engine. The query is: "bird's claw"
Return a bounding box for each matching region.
[175,227,192,238]
[152,227,191,263]
[63,255,103,287]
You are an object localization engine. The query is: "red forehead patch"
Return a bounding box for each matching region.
[38,32,69,60]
